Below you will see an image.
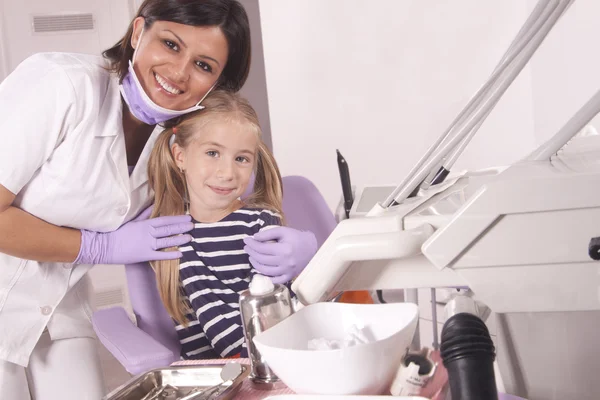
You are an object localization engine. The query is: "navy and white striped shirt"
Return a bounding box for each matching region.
[175,207,281,360]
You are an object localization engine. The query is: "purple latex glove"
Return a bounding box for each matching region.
[243,227,317,284]
[74,206,193,265]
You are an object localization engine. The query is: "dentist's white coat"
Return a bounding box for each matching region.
[0,52,159,398]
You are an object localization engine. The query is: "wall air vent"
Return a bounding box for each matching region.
[32,13,95,34]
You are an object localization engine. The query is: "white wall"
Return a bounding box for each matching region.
[0,1,8,80]
[258,0,600,211]
[528,0,600,144]
[0,0,131,79]
[238,0,274,149]
[259,0,537,210]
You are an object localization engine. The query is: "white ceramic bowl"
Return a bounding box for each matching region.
[253,302,418,395]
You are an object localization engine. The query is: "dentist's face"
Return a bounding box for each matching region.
[130,18,229,111]
[173,119,257,221]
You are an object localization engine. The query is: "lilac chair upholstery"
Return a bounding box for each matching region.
[92,263,181,375]
[92,175,337,375]
[280,175,336,248]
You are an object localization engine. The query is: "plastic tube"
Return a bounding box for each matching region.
[526,87,600,161]
[384,0,572,206]
[420,0,557,190]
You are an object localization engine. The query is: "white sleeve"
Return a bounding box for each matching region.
[0,53,78,195]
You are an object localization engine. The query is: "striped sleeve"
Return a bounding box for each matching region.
[256,209,282,233]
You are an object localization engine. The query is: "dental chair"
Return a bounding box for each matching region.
[91,175,337,376]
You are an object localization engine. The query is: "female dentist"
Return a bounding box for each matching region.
[0,0,316,398]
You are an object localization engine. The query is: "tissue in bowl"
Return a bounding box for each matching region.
[252,302,418,395]
[307,324,373,350]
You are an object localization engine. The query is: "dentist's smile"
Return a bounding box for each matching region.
[154,72,183,96]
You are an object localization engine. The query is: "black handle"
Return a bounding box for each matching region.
[590,237,600,261]
[336,149,354,218]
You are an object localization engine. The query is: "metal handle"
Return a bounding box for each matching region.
[142,385,178,400]
[177,381,230,400]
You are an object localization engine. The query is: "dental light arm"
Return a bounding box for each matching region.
[421,0,560,190]
[526,87,600,161]
[296,1,600,397]
[382,0,573,207]
[293,0,584,306]
[422,0,573,189]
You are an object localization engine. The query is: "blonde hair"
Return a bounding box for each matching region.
[147,90,284,325]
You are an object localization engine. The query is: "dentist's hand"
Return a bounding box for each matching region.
[244,227,317,284]
[74,206,193,265]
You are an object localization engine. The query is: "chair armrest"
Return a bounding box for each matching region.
[92,307,179,375]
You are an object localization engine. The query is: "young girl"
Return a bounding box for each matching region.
[147,90,284,360]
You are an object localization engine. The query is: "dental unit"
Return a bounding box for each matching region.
[293,0,600,398]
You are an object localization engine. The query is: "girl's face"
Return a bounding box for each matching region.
[130,17,229,111]
[172,119,258,222]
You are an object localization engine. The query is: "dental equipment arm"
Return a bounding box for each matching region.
[294,0,585,303]
[526,87,600,161]
[294,1,600,398]
[294,88,600,309]
[381,0,573,207]
[421,0,559,190]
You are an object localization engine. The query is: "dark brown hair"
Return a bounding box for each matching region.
[103,0,251,92]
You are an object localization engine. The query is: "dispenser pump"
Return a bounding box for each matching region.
[249,274,275,296]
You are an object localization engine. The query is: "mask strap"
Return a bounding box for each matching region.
[195,81,218,107]
[132,26,144,66]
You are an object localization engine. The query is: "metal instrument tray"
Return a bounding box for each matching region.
[103,363,249,400]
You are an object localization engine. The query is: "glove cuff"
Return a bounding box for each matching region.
[73,229,100,265]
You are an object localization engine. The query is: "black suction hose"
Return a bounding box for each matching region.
[440,313,498,400]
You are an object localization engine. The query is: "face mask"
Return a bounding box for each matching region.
[119,27,216,125]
